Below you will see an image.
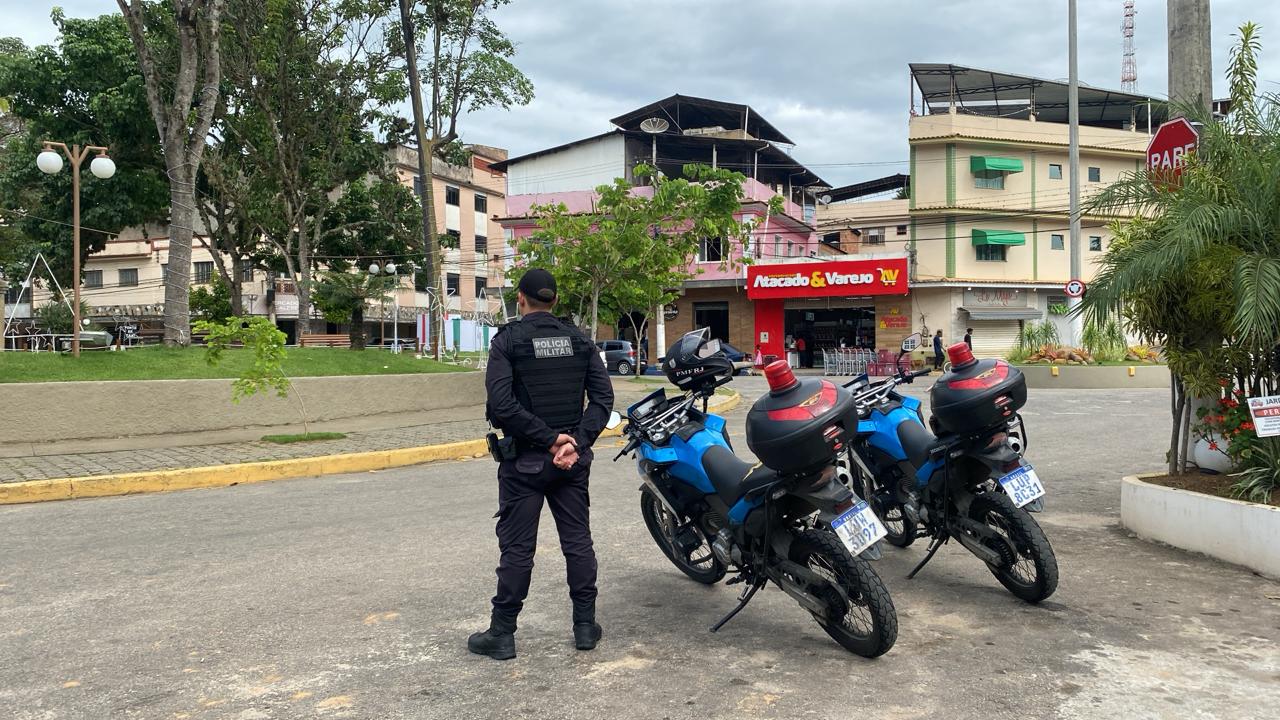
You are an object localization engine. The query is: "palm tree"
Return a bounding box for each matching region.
[1081,23,1280,473]
[312,271,396,350]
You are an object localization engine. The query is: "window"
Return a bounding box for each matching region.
[445,185,460,206]
[118,268,139,286]
[193,261,213,284]
[973,170,1005,189]
[896,224,908,236]
[240,264,254,281]
[474,235,487,254]
[1048,164,1063,180]
[1089,236,1103,252]
[773,234,782,258]
[976,245,1007,262]
[1088,166,1101,182]
[84,270,103,288]
[161,263,169,284]
[444,229,461,248]
[697,237,724,263]
[413,176,423,197]
[693,301,730,343]
[475,276,487,299]
[786,241,794,257]
[474,194,487,213]
[4,283,25,305]
[863,227,886,245]
[1050,234,1065,250]
[446,272,460,295]
[822,232,841,247]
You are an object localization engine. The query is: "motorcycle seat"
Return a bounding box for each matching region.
[701,445,779,505]
[896,419,942,468]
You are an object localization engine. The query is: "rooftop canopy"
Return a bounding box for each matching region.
[910,63,1167,129]
[611,94,794,145]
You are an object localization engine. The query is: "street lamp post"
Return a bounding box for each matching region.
[36,141,116,357]
[368,261,409,352]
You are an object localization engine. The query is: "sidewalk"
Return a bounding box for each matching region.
[0,377,700,485]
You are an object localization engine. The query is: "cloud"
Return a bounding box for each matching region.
[8,0,1280,186]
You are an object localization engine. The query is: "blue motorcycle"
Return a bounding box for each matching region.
[839,334,1058,604]
[612,330,898,657]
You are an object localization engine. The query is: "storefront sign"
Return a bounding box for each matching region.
[1247,395,1280,438]
[879,314,911,329]
[962,288,1026,308]
[746,258,908,300]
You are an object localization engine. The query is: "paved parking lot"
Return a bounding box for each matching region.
[1,383,1278,719]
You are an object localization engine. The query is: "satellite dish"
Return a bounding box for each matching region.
[819,194,832,205]
[639,117,670,134]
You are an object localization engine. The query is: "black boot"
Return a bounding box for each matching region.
[573,622,602,650]
[467,627,516,660]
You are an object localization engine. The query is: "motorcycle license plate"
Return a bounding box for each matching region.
[999,465,1046,508]
[831,501,888,557]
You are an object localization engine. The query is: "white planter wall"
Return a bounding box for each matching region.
[1121,475,1280,579]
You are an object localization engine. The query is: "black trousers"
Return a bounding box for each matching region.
[490,449,597,632]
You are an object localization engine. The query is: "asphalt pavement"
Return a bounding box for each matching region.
[2,380,1278,720]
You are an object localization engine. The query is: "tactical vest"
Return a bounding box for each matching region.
[506,315,594,432]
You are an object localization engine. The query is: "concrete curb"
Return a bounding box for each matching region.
[0,390,741,506]
[1120,473,1280,580]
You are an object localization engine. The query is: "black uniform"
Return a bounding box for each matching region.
[484,312,614,632]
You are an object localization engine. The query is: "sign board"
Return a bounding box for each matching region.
[1147,117,1199,178]
[1064,279,1086,298]
[1247,395,1280,438]
[416,313,429,352]
[746,257,909,301]
[962,288,1025,308]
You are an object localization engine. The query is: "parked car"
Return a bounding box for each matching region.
[718,341,756,375]
[596,339,646,375]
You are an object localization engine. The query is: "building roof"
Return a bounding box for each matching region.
[610,94,794,145]
[910,63,1166,129]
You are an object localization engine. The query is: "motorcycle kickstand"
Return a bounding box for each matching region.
[906,533,949,580]
[709,579,765,633]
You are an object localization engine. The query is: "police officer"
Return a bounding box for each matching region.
[468,268,615,661]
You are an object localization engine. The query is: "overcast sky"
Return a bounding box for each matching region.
[7,0,1280,186]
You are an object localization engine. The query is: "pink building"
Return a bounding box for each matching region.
[495,95,888,363]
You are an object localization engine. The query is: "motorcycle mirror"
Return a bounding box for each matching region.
[901,333,922,353]
[605,411,623,430]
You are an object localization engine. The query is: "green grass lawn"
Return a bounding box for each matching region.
[261,432,348,444]
[0,346,466,383]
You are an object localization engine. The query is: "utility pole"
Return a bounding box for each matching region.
[1067,0,1083,347]
[1167,0,1213,115]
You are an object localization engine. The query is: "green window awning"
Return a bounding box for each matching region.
[971,229,1026,246]
[970,156,1024,173]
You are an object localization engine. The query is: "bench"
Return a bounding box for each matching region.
[298,333,352,348]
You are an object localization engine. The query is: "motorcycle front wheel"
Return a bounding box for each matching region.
[790,529,897,658]
[639,487,725,585]
[969,492,1059,603]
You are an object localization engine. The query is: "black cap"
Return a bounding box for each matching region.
[518,268,557,303]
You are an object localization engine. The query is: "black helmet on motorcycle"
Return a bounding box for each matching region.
[662,329,735,391]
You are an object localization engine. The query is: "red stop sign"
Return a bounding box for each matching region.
[1147,117,1199,178]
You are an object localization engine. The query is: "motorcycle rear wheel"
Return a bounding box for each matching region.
[969,492,1058,603]
[640,488,725,585]
[790,529,897,658]
[872,495,917,548]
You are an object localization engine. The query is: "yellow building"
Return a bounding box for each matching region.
[818,64,1158,355]
[13,144,508,345]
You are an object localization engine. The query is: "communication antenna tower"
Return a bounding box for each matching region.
[1121,0,1138,92]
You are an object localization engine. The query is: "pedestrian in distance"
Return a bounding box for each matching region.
[964,327,973,350]
[933,329,945,371]
[469,268,615,661]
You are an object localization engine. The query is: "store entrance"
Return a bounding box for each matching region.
[785,305,875,368]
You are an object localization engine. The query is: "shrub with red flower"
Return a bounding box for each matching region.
[1194,381,1263,467]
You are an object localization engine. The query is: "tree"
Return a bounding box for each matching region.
[512,164,773,345]
[190,274,234,323]
[312,271,397,350]
[216,0,402,336]
[0,15,169,288]
[116,0,226,346]
[1082,23,1280,478]
[394,0,533,357]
